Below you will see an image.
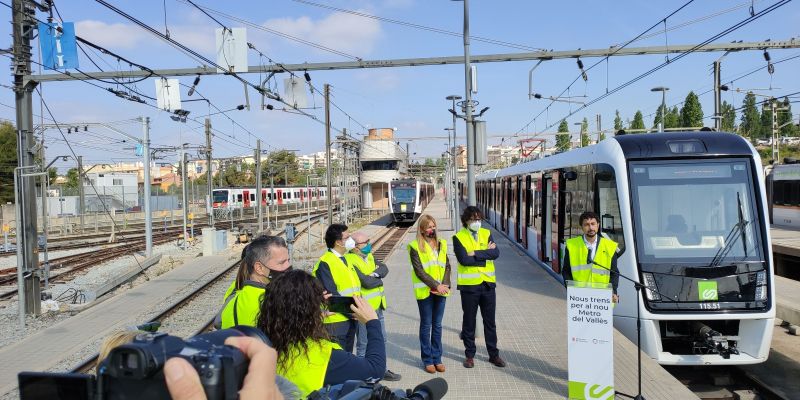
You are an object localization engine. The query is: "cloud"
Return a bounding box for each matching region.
[75,20,216,54]
[263,11,382,57]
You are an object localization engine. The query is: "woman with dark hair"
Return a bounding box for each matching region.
[216,235,292,329]
[257,270,386,398]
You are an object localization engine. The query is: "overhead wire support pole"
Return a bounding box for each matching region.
[12,0,41,319]
[460,0,476,206]
[142,117,153,257]
[256,139,263,234]
[205,118,214,228]
[325,83,333,225]
[181,148,189,249]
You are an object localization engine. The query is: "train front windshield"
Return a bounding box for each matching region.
[392,188,416,203]
[212,190,228,204]
[630,159,768,310]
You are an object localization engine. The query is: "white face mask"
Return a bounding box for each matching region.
[344,237,356,250]
[469,221,481,232]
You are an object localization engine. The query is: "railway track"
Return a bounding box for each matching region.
[371,223,411,263]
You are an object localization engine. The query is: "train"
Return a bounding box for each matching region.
[766,160,800,228]
[473,132,775,366]
[212,186,342,208]
[389,179,434,223]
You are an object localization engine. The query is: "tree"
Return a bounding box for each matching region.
[556,119,570,152]
[631,111,646,131]
[652,104,667,130]
[760,101,774,139]
[0,122,16,203]
[65,168,80,189]
[680,91,704,129]
[778,97,796,136]
[721,101,736,132]
[580,117,589,146]
[664,106,680,129]
[263,150,304,185]
[613,110,623,131]
[740,92,761,141]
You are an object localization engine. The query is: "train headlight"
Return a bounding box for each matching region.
[756,271,766,286]
[641,273,660,301]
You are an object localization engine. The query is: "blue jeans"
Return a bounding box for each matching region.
[356,308,386,358]
[417,295,447,366]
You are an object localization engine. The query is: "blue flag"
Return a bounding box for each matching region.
[38,22,79,70]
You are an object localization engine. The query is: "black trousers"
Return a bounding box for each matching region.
[326,319,357,353]
[460,284,499,359]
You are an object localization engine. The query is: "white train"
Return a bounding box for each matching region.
[766,161,800,228]
[474,132,775,366]
[212,186,346,209]
[389,179,434,223]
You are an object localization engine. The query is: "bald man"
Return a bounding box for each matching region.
[344,231,401,381]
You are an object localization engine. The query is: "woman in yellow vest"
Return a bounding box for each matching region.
[408,214,451,374]
[256,270,386,399]
[215,235,292,329]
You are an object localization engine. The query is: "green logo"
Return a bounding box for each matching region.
[698,281,718,301]
[568,381,614,400]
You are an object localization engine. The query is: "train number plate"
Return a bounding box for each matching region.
[699,302,720,310]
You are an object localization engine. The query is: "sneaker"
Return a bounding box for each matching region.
[435,364,445,372]
[424,365,436,374]
[383,370,402,381]
[463,358,474,368]
[489,356,507,367]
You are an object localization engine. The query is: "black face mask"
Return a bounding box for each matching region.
[267,265,293,281]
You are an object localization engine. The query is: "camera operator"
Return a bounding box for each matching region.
[216,236,292,329]
[164,336,284,400]
[257,270,386,398]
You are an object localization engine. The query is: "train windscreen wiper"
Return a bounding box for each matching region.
[708,192,749,268]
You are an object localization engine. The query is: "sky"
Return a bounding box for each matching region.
[1,0,799,173]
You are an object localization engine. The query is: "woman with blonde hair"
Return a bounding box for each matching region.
[407,214,451,374]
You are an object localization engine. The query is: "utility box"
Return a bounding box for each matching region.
[473,120,487,165]
[215,230,228,253]
[202,228,216,256]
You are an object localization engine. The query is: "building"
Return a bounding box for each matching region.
[85,172,139,210]
[360,128,407,209]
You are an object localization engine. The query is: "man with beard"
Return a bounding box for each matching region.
[562,211,620,304]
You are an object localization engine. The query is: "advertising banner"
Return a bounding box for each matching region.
[566,280,614,400]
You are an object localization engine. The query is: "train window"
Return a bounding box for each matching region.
[596,164,625,254]
[250,194,255,201]
[237,194,243,202]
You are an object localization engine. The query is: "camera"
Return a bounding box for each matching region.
[18,326,268,400]
[307,377,448,400]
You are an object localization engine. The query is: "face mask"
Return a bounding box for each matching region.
[360,243,373,254]
[425,229,436,238]
[344,237,356,250]
[469,221,481,232]
[267,265,293,281]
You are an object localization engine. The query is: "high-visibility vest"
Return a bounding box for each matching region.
[219,281,266,329]
[345,252,387,311]
[408,239,449,300]
[565,236,618,285]
[313,251,361,324]
[279,339,342,398]
[453,228,496,286]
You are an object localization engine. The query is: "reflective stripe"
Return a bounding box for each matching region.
[422,260,446,268]
[571,264,592,272]
[339,287,360,296]
[482,271,496,277]
[591,268,610,276]
[459,273,481,279]
[362,289,384,300]
[413,282,430,289]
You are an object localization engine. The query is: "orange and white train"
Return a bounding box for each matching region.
[212,186,346,208]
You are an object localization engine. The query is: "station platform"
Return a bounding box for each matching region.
[378,197,697,399]
[771,225,800,259]
[0,248,239,397]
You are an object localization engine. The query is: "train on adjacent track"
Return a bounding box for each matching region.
[212,186,348,209]
[766,160,800,228]
[388,179,434,223]
[472,132,775,366]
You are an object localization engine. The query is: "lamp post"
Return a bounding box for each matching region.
[446,95,461,225]
[573,122,583,147]
[651,87,669,132]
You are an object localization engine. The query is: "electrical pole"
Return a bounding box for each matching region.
[447,95,461,227]
[342,129,349,224]
[772,100,779,162]
[460,0,476,206]
[714,60,722,131]
[77,155,85,233]
[255,139,263,234]
[142,117,152,257]
[180,149,188,249]
[596,114,602,144]
[325,83,332,224]
[205,118,213,227]
[12,0,41,318]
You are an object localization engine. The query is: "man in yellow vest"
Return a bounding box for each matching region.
[346,231,402,382]
[313,223,361,353]
[562,211,620,304]
[453,206,504,369]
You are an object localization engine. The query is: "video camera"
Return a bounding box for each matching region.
[307,377,448,400]
[18,326,267,400]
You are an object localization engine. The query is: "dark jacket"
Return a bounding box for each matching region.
[452,231,500,291]
[409,241,452,289]
[561,236,620,294]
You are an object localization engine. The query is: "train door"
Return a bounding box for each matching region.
[261,190,267,206]
[492,179,498,228]
[276,189,283,205]
[541,172,561,272]
[500,178,507,232]
[523,175,531,246]
[516,176,523,243]
[243,190,251,208]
